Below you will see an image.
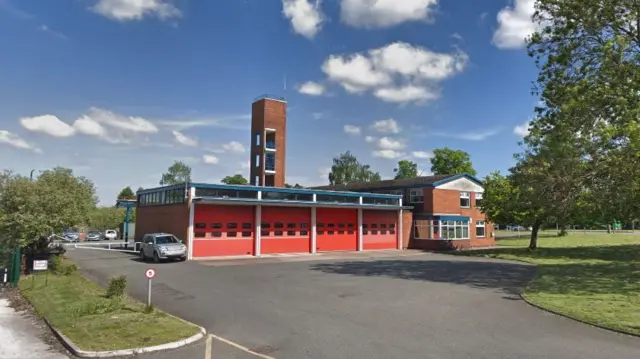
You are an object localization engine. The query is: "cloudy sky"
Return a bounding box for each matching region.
[0,0,539,204]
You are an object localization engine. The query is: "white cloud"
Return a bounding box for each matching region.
[298,81,326,96]
[514,121,530,137]
[432,129,501,141]
[371,119,401,134]
[377,136,406,150]
[90,0,181,22]
[73,115,109,138]
[202,154,220,165]
[340,0,438,28]
[343,124,361,135]
[282,0,324,39]
[84,107,158,133]
[412,150,433,159]
[157,114,251,130]
[20,115,76,137]
[372,149,405,159]
[493,0,538,49]
[364,135,376,143]
[172,130,198,147]
[222,141,246,153]
[322,42,467,104]
[0,130,40,152]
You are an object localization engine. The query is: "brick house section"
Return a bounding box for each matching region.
[134,204,190,243]
[401,210,413,249]
[250,97,286,187]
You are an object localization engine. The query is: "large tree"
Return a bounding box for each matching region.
[393,160,418,179]
[429,147,477,176]
[160,161,192,186]
[117,186,135,200]
[0,167,97,249]
[89,207,127,230]
[221,174,248,185]
[328,151,381,185]
[528,0,640,226]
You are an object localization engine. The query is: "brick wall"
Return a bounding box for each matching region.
[135,204,190,243]
[401,210,413,249]
[249,98,286,187]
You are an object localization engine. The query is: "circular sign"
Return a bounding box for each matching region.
[145,268,156,279]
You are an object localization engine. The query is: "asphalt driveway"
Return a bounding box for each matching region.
[65,248,640,359]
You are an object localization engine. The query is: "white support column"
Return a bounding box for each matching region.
[255,205,262,257]
[312,193,317,202]
[357,208,363,251]
[311,207,317,254]
[397,198,403,250]
[187,187,196,260]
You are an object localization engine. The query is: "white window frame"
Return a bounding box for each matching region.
[409,189,423,203]
[475,192,483,207]
[460,191,470,208]
[439,220,470,240]
[476,220,486,238]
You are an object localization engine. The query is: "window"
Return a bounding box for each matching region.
[347,223,354,228]
[371,230,378,235]
[371,224,378,229]
[274,222,284,228]
[317,223,324,228]
[261,222,271,229]
[476,220,486,238]
[338,223,345,228]
[414,220,432,239]
[287,231,296,236]
[327,223,335,228]
[212,231,222,238]
[300,230,309,236]
[410,189,424,203]
[212,223,223,229]
[227,223,238,229]
[242,223,252,229]
[195,223,206,229]
[300,223,309,228]
[475,193,483,208]
[255,133,260,146]
[328,231,335,235]
[287,223,296,228]
[460,191,470,207]
[261,230,269,236]
[347,231,354,235]
[317,230,325,235]
[255,154,260,167]
[242,231,252,237]
[440,220,470,240]
[338,230,345,234]
[274,231,283,236]
[227,232,238,237]
[195,232,206,238]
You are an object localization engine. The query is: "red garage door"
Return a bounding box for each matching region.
[261,206,311,254]
[316,208,357,252]
[363,210,398,250]
[192,205,255,257]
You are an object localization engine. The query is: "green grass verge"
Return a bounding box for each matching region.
[19,271,200,351]
[456,233,640,335]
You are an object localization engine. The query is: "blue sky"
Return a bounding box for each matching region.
[0,0,539,204]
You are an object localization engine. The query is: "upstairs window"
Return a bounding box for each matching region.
[460,191,470,208]
[409,189,423,203]
[476,220,486,238]
[475,192,483,208]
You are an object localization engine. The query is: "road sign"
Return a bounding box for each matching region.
[145,268,156,279]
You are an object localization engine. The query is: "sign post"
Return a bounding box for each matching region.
[145,268,156,307]
[32,260,48,288]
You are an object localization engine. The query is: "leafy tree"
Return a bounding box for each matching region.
[160,161,192,186]
[328,151,381,185]
[221,174,248,185]
[117,186,135,200]
[284,183,303,188]
[429,147,477,176]
[137,186,144,192]
[89,207,127,230]
[527,0,640,227]
[393,160,418,179]
[0,167,97,249]
[480,172,517,227]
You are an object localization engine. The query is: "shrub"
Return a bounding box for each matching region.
[50,255,78,276]
[143,304,155,314]
[106,275,127,299]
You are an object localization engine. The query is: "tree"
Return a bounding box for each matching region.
[117,186,135,200]
[328,151,381,185]
[429,147,477,176]
[160,161,192,185]
[527,0,640,228]
[393,160,418,179]
[0,167,97,249]
[221,174,248,185]
[480,172,517,227]
[89,207,127,230]
[284,183,303,188]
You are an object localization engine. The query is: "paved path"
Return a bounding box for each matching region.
[0,296,69,359]
[66,248,640,359]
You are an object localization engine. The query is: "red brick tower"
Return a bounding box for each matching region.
[249,95,286,187]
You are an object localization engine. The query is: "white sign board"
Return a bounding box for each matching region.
[33,260,48,271]
[145,268,156,279]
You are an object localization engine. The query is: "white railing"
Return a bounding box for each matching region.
[67,241,141,253]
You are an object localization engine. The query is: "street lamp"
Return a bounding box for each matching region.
[30,169,35,181]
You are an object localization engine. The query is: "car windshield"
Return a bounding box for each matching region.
[89,231,101,235]
[106,230,115,233]
[155,236,179,245]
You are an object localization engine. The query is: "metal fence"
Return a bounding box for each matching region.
[0,247,21,287]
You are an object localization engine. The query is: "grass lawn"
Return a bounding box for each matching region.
[19,271,201,351]
[458,233,640,335]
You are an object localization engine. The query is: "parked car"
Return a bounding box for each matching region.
[104,229,117,241]
[86,230,103,241]
[139,233,187,262]
[62,230,79,242]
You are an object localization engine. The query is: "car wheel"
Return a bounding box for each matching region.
[180,256,187,262]
[153,252,160,263]
[140,249,146,262]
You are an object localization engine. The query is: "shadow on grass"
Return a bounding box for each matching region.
[459,244,640,262]
[311,259,536,296]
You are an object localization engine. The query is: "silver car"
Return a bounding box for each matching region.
[139,233,187,262]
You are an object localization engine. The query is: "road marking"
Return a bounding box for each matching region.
[204,334,211,359]
[208,334,277,359]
